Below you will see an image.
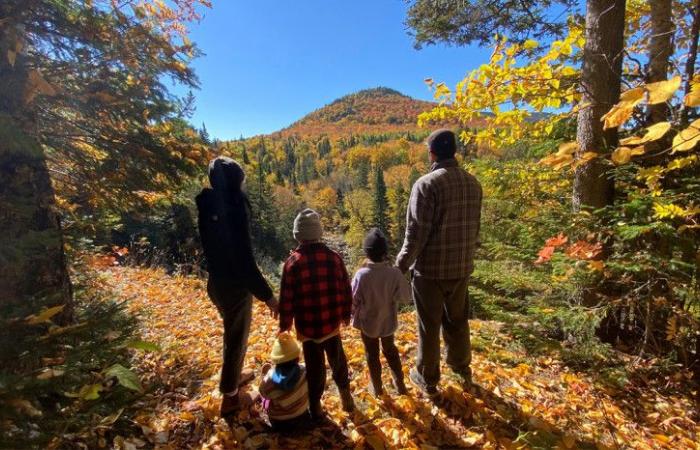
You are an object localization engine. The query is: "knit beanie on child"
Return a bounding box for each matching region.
[363,227,388,262]
[293,208,323,242]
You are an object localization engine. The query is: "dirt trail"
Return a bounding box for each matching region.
[100,265,699,449]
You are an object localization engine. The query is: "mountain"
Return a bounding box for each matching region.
[273,87,435,138]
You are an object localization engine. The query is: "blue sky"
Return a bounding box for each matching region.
[179,1,492,140]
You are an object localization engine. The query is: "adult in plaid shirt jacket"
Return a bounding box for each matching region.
[396,129,482,397]
[279,208,355,419]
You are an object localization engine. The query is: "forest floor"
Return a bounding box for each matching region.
[96,264,699,449]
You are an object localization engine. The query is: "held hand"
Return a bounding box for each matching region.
[266,295,279,320]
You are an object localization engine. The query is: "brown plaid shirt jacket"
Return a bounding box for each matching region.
[396,158,482,280]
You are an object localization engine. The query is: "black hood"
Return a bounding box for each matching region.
[208,156,245,193]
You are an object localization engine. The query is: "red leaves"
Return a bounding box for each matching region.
[535,233,568,264]
[535,234,602,264]
[565,241,603,260]
[535,246,556,264]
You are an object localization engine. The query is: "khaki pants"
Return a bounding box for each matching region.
[412,274,471,389]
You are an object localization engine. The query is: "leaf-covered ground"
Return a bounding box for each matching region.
[99,265,699,449]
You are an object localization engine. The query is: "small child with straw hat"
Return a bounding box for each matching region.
[258,333,310,431]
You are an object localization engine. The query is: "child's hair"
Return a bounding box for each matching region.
[363,228,388,263]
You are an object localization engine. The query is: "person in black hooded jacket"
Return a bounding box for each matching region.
[196,156,279,417]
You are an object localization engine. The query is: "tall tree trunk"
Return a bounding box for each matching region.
[644,0,675,164]
[0,14,72,319]
[573,0,627,211]
[681,0,700,126]
[647,0,674,124]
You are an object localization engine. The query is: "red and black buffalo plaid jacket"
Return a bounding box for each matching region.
[279,243,352,339]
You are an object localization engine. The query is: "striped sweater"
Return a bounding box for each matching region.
[259,364,309,421]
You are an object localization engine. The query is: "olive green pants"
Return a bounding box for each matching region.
[412,275,471,389]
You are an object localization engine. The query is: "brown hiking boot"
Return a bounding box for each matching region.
[339,388,355,412]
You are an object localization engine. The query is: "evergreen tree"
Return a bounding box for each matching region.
[354,159,370,188]
[372,166,390,236]
[405,0,578,48]
[317,136,331,157]
[247,161,285,259]
[199,122,211,146]
[389,183,409,251]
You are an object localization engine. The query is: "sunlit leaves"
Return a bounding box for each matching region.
[602,77,680,130]
[539,141,576,169]
[653,203,692,219]
[611,146,644,165]
[419,25,584,149]
[601,87,644,129]
[671,118,700,153]
[619,121,671,146]
[646,76,681,105]
[684,78,700,107]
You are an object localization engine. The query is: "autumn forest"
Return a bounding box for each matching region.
[1,0,700,449]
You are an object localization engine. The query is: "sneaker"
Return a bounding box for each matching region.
[339,388,355,412]
[409,368,440,399]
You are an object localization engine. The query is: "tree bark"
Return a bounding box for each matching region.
[0,12,72,318]
[647,0,674,124]
[573,0,627,211]
[681,0,700,126]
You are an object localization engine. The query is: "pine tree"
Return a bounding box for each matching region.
[389,183,408,251]
[372,166,390,236]
[199,122,211,145]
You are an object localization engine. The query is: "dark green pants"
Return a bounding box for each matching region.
[207,278,252,394]
[412,275,471,389]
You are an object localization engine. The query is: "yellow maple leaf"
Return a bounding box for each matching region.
[671,118,700,153]
[611,147,632,165]
[684,81,700,107]
[646,76,681,105]
[601,104,634,129]
[558,141,579,155]
[620,121,671,146]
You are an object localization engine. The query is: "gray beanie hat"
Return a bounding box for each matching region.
[293,208,323,242]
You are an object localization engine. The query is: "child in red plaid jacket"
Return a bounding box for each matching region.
[279,209,355,420]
